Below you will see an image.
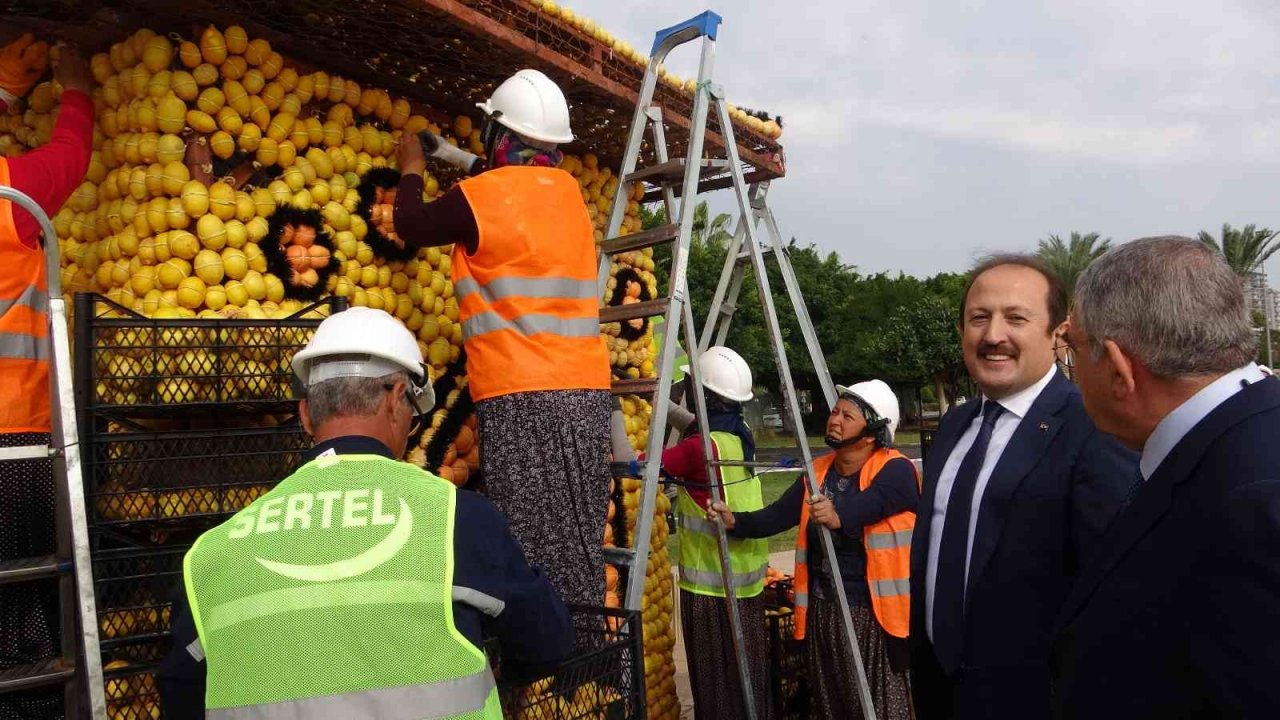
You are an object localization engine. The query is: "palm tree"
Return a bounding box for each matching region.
[690,200,733,249]
[1199,223,1280,368]
[1196,223,1280,278]
[1036,232,1112,303]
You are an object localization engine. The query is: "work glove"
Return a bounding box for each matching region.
[417,131,480,172]
[0,34,50,103]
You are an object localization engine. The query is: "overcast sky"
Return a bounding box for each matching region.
[585,0,1280,286]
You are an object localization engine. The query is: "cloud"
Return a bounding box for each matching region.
[578,1,1280,284]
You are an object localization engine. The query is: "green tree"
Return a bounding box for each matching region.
[874,294,966,413]
[1197,223,1280,277]
[1036,232,1111,303]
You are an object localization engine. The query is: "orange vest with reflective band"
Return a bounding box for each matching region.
[793,449,918,639]
[453,166,609,402]
[0,157,51,433]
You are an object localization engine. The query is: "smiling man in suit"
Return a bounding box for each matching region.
[1052,236,1280,717]
[910,255,1136,719]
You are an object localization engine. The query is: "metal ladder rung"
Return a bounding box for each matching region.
[640,169,775,203]
[0,555,66,585]
[601,224,678,255]
[0,444,50,462]
[624,157,730,185]
[610,378,658,396]
[603,547,636,567]
[599,298,670,325]
[0,658,75,693]
[709,460,802,472]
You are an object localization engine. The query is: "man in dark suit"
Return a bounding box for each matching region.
[910,255,1136,719]
[1052,236,1280,717]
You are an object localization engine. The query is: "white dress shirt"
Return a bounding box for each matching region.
[1139,363,1267,480]
[925,365,1057,641]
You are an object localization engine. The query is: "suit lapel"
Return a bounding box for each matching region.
[1056,376,1280,629]
[912,399,982,586]
[966,372,1072,592]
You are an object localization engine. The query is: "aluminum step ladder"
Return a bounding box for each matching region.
[595,11,877,720]
[0,186,106,719]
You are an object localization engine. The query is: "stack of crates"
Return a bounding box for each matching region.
[74,293,341,719]
[763,577,809,719]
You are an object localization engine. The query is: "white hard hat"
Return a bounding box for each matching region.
[476,68,574,145]
[835,380,900,444]
[682,346,753,402]
[292,307,434,415]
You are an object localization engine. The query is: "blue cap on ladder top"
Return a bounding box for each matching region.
[651,11,723,55]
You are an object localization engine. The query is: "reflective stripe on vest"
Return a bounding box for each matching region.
[0,331,49,361]
[793,449,918,640]
[0,155,51,433]
[207,672,497,720]
[185,454,501,719]
[675,431,769,598]
[865,528,913,550]
[678,564,767,590]
[453,166,610,402]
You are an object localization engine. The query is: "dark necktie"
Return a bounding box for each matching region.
[932,400,1004,674]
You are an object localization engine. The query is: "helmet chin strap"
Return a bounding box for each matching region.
[824,417,890,450]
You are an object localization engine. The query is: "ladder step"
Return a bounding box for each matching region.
[603,547,636,567]
[0,444,49,462]
[599,298,670,325]
[601,224,678,255]
[640,169,775,203]
[0,555,66,585]
[610,459,651,478]
[625,158,730,185]
[0,658,74,693]
[610,378,659,396]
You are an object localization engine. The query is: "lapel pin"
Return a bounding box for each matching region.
[1039,422,1049,431]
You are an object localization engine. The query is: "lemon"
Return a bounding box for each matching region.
[161,161,189,196]
[204,283,227,311]
[196,214,227,250]
[193,249,224,284]
[208,181,236,221]
[242,270,266,300]
[224,219,247,248]
[200,26,227,66]
[186,110,216,134]
[168,229,199,260]
[224,25,248,55]
[157,133,186,164]
[221,247,248,280]
[180,180,209,217]
[177,276,206,309]
[157,257,191,289]
[225,280,248,306]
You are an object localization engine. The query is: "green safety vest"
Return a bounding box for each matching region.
[183,454,501,719]
[650,315,687,383]
[676,432,768,598]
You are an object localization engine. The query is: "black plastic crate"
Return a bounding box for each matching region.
[86,425,309,531]
[103,664,161,720]
[495,606,644,720]
[74,293,344,417]
[94,547,186,651]
[764,578,809,720]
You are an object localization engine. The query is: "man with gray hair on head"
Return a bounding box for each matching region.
[1052,236,1280,718]
[158,307,573,719]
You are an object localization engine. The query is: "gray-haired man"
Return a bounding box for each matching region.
[1052,236,1280,717]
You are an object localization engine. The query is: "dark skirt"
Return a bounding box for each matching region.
[679,590,774,720]
[806,592,912,720]
[0,432,63,720]
[475,389,612,608]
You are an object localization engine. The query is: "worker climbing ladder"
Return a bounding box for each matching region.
[0,186,106,719]
[596,11,879,720]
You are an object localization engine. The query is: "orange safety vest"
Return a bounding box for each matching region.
[453,165,610,402]
[0,157,51,433]
[793,449,918,639]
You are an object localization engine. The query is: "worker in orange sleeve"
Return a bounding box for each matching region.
[0,36,94,720]
[392,69,612,611]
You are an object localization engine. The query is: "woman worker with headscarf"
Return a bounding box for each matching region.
[392,69,611,608]
[709,380,919,720]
